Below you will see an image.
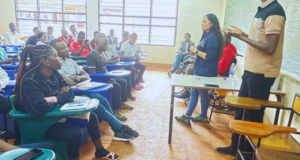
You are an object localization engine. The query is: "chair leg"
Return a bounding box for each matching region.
[209,99,217,123]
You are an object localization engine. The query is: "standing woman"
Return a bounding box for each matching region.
[175,14,224,124]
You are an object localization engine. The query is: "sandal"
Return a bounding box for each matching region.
[121,103,134,110]
[115,112,128,121]
[133,85,142,90]
[138,84,144,89]
[128,93,136,100]
[103,152,119,160]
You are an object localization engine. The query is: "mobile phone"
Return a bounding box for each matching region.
[13,148,44,160]
[204,84,219,88]
[85,39,89,44]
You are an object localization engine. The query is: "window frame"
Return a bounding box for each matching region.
[98,0,179,47]
[14,0,87,38]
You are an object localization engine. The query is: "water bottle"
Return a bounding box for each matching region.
[229,63,235,85]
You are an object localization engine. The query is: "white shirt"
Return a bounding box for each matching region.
[58,58,81,76]
[120,41,139,56]
[185,42,189,52]
[103,45,118,62]
[71,33,78,42]
[0,67,10,88]
[3,30,21,45]
[36,41,47,45]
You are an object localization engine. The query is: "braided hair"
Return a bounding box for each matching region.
[14,45,55,111]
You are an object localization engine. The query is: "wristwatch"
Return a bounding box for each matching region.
[196,50,199,54]
[76,76,80,81]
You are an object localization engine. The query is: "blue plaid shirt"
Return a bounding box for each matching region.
[47,33,55,43]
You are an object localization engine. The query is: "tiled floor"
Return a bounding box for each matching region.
[80,70,235,160]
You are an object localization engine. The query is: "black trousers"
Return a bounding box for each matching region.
[15,112,101,159]
[231,70,275,151]
[45,112,101,159]
[108,76,130,110]
[0,97,10,114]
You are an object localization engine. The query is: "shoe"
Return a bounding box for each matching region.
[115,112,128,121]
[128,92,136,100]
[121,103,134,110]
[123,125,139,138]
[175,114,191,125]
[114,125,135,141]
[190,115,208,123]
[216,146,237,156]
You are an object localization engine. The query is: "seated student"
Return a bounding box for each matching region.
[103,44,120,64]
[119,31,129,48]
[107,29,118,46]
[36,32,48,45]
[120,33,146,90]
[14,45,119,160]
[0,37,18,65]
[86,33,134,121]
[90,31,100,49]
[218,33,237,76]
[46,26,55,44]
[26,27,40,46]
[58,29,74,48]
[70,31,91,56]
[50,39,138,141]
[0,140,54,154]
[70,25,78,42]
[169,33,195,73]
[3,23,21,45]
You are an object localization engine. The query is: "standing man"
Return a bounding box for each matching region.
[107,29,118,46]
[58,29,74,48]
[169,33,194,74]
[46,26,55,43]
[3,23,21,45]
[70,25,78,42]
[217,0,286,156]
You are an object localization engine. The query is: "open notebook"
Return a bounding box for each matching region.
[60,99,99,111]
[72,80,106,91]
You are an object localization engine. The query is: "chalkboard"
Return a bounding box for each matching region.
[224,0,300,79]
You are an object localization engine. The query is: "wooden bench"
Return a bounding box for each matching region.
[255,148,300,160]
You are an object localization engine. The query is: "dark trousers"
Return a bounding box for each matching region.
[126,62,146,86]
[45,112,101,159]
[107,77,129,110]
[0,97,10,114]
[116,74,132,93]
[231,70,275,151]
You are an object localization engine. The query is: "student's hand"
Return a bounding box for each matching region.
[59,86,70,94]
[225,25,243,38]
[220,28,231,33]
[134,53,139,58]
[85,41,90,46]
[0,89,4,97]
[135,50,140,54]
[190,46,198,53]
[183,52,189,56]
[79,76,90,82]
[81,43,88,49]
[3,58,13,64]
[12,57,19,63]
[44,97,58,103]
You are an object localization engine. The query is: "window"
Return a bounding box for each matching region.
[15,0,87,38]
[99,0,178,46]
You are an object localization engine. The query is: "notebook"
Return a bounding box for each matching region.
[73,80,106,91]
[60,99,99,111]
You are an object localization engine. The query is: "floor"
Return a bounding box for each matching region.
[79,70,235,160]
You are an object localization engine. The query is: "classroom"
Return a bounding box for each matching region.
[0,0,299,159]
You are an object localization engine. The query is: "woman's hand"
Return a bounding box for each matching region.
[44,97,58,103]
[59,86,70,94]
[190,46,198,53]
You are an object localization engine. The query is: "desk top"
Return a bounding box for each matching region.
[171,75,286,95]
[107,61,136,67]
[120,56,146,61]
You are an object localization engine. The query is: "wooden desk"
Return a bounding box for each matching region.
[256,148,300,160]
[168,74,286,144]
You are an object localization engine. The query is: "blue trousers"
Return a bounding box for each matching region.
[172,53,190,69]
[87,93,122,133]
[186,88,209,118]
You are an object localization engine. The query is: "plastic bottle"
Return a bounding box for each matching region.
[229,63,235,85]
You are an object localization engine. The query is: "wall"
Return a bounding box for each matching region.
[0,0,16,36]
[0,0,227,65]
